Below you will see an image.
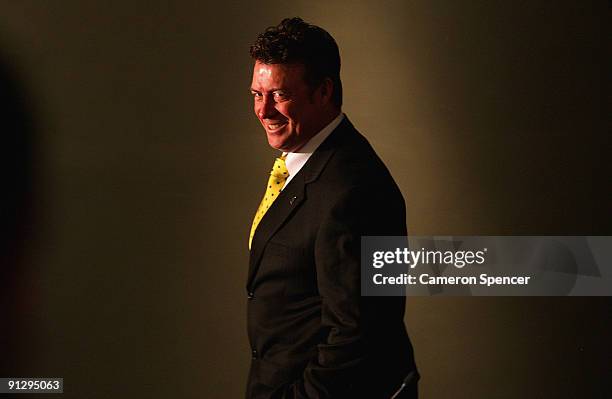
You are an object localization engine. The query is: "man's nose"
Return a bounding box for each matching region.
[258,96,277,119]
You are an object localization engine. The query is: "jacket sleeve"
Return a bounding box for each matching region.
[281,183,407,398]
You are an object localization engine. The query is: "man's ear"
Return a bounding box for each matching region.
[319,78,334,105]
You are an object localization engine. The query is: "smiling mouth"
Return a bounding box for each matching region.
[265,121,288,132]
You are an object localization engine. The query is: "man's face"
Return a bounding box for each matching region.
[250,61,325,152]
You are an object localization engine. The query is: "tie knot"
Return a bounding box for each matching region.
[270,157,289,178]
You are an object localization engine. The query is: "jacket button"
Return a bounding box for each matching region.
[248,292,254,299]
[251,349,258,359]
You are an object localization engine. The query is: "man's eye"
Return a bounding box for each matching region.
[273,92,287,100]
[252,92,262,100]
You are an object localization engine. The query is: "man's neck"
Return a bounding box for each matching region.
[288,111,344,155]
[292,108,341,153]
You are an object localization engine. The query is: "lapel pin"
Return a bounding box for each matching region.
[289,196,297,205]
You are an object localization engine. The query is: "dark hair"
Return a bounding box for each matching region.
[250,17,342,108]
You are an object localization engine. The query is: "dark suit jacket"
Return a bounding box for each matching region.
[246,117,418,399]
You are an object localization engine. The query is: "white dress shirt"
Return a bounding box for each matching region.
[282,112,345,188]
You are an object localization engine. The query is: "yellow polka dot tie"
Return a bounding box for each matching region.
[249,156,289,249]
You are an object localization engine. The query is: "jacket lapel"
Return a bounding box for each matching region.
[247,173,304,288]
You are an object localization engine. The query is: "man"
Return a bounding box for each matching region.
[246,18,418,399]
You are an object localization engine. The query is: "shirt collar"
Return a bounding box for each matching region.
[283,112,344,178]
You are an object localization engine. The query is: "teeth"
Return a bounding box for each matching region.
[268,123,286,129]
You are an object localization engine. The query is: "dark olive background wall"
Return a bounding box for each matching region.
[1,1,610,398]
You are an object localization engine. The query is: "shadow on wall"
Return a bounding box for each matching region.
[0,47,40,376]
